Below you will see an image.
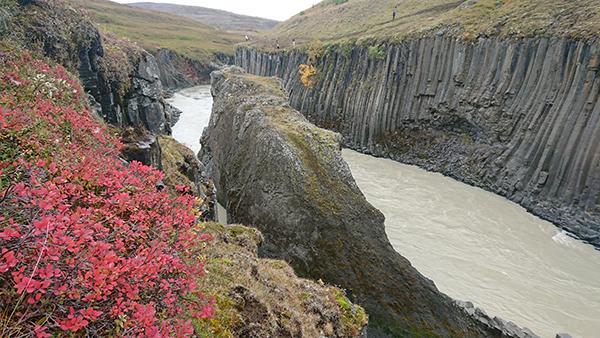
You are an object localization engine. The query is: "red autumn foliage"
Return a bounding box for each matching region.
[0,47,212,336]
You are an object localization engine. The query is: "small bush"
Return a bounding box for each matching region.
[307,40,324,65]
[368,45,386,60]
[0,46,212,336]
[299,64,318,88]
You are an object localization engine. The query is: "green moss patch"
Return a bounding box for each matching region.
[193,222,368,337]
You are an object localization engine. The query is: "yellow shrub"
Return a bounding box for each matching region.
[299,64,318,88]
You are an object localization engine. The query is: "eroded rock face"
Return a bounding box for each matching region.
[154,48,214,90]
[124,52,171,134]
[89,49,173,135]
[235,37,600,249]
[120,128,162,169]
[199,67,534,337]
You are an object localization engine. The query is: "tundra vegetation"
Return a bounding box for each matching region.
[73,0,241,64]
[261,0,600,48]
[0,44,212,336]
[0,1,368,336]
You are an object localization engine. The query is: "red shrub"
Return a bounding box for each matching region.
[0,47,211,336]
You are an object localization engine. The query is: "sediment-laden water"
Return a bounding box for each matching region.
[344,149,600,338]
[167,85,228,224]
[168,85,212,154]
[170,86,600,338]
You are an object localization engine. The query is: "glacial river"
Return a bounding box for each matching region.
[169,85,600,338]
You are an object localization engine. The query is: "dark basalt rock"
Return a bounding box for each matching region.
[556,333,573,338]
[120,128,162,169]
[154,48,213,90]
[200,67,537,337]
[235,37,600,249]
[123,52,171,134]
[91,49,173,135]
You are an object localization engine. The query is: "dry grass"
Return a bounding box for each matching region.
[256,0,600,48]
[194,222,367,337]
[158,136,198,193]
[72,0,242,63]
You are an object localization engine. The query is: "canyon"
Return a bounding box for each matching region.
[198,67,545,337]
[235,36,600,249]
[2,0,600,336]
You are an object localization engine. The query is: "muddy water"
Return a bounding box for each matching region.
[167,85,228,224]
[343,149,600,338]
[169,86,600,338]
[168,85,213,154]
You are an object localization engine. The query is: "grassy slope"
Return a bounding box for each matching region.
[73,0,241,62]
[129,2,278,33]
[260,0,600,48]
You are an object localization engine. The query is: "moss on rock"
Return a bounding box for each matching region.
[194,222,368,337]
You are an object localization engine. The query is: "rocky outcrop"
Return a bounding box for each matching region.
[199,67,537,337]
[198,222,367,337]
[159,136,217,220]
[86,44,173,135]
[236,37,600,249]
[120,128,163,169]
[4,0,175,136]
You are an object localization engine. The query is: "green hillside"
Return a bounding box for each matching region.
[130,2,278,33]
[74,0,241,62]
[259,0,600,48]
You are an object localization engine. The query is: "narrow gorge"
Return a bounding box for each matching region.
[197,67,548,337]
[235,36,600,249]
[3,0,600,337]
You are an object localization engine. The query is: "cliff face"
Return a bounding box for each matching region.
[2,0,185,172]
[79,36,174,135]
[4,0,174,136]
[236,36,600,248]
[199,67,537,337]
[154,48,211,90]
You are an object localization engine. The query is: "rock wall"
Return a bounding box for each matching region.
[200,67,538,337]
[154,49,234,90]
[2,0,173,136]
[235,37,600,248]
[154,48,212,90]
[79,41,173,135]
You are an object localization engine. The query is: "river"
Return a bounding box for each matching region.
[168,85,600,338]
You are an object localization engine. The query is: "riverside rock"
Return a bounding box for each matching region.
[235,37,600,249]
[199,66,536,337]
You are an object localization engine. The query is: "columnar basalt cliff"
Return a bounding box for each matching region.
[236,37,600,248]
[199,67,538,337]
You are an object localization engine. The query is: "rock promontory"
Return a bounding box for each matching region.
[199,67,535,337]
